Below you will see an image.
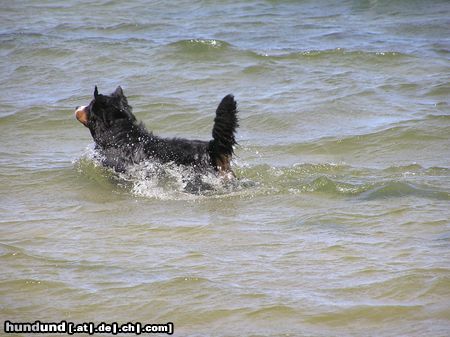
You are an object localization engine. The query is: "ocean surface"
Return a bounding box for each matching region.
[1,0,449,336]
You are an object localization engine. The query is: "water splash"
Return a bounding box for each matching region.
[74,145,252,200]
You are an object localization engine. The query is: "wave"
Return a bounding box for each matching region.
[165,39,235,61]
[4,31,412,63]
[168,39,233,50]
[75,148,449,201]
[305,303,423,324]
[237,163,449,200]
[253,48,412,61]
[250,115,450,158]
[360,181,449,200]
[164,38,412,63]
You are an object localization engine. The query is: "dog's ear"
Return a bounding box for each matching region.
[113,86,124,97]
[94,85,98,98]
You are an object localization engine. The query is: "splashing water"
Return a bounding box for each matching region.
[74,145,254,200]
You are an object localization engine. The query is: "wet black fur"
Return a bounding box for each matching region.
[79,86,238,173]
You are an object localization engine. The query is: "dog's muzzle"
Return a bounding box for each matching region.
[75,105,89,127]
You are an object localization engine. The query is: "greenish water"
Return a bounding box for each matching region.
[1,0,450,336]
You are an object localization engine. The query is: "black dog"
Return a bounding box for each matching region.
[75,86,238,176]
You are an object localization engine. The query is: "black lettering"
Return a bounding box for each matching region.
[68,322,74,335]
[97,322,111,333]
[112,322,118,335]
[136,322,141,335]
[88,322,94,335]
[4,321,13,333]
[167,322,174,335]
[3,320,173,335]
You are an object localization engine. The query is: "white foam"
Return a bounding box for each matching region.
[74,146,255,200]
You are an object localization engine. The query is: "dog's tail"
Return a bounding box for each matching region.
[209,94,239,173]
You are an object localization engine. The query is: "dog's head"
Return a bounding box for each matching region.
[75,86,135,130]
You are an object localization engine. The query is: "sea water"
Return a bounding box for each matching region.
[1,1,449,336]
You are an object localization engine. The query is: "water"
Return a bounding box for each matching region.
[1,0,450,336]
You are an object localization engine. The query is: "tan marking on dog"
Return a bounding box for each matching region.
[216,154,235,178]
[75,105,89,127]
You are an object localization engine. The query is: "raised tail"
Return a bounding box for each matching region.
[209,94,239,173]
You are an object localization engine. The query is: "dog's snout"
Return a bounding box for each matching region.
[75,106,80,110]
[75,105,89,127]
